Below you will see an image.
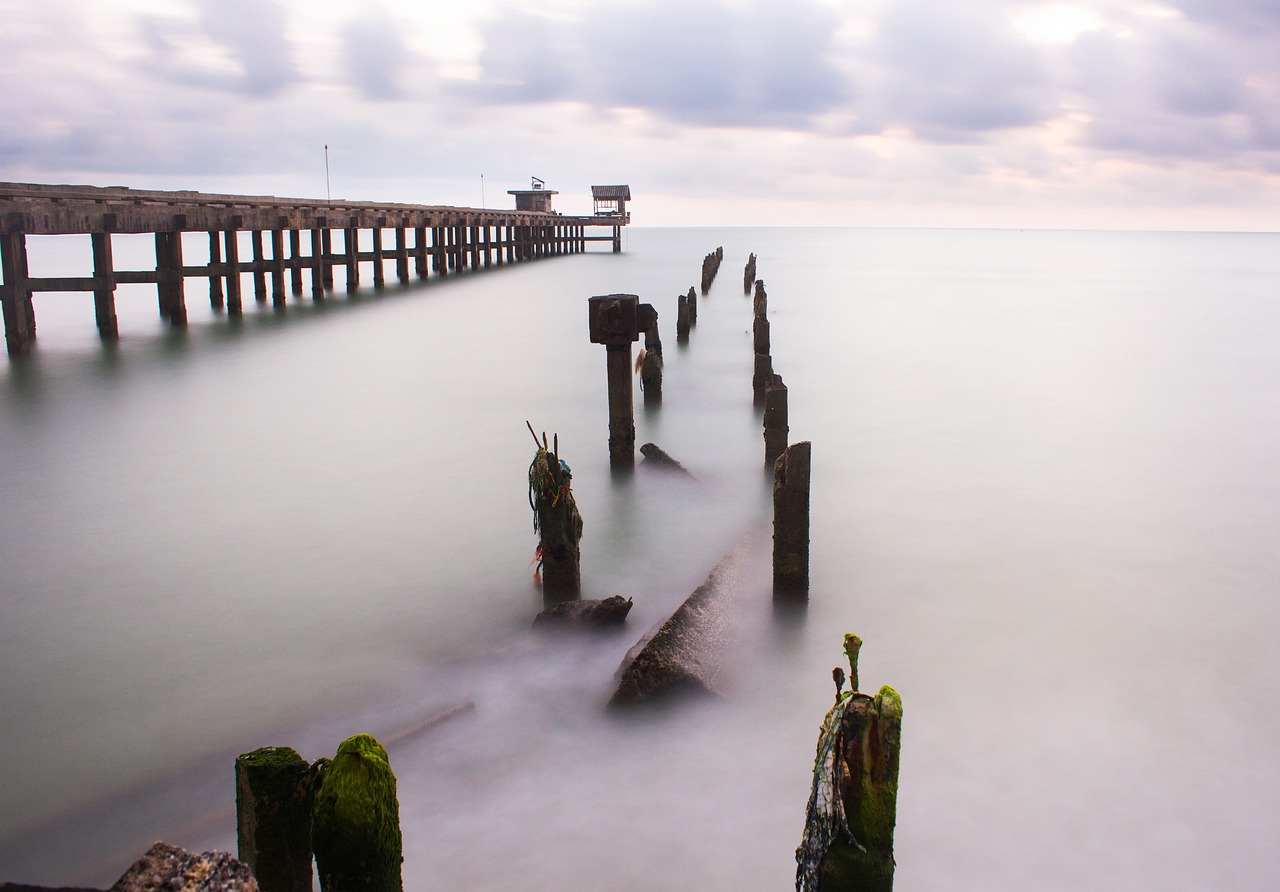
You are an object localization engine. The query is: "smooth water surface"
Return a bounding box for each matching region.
[1,227,1278,889]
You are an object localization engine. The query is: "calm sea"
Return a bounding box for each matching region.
[1,227,1277,890]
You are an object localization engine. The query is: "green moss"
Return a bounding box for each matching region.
[311,734,403,892]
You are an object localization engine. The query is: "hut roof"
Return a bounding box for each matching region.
[592,185,631,200]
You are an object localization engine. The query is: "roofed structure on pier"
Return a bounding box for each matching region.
[508,177,557,213]
[592,185,631,218]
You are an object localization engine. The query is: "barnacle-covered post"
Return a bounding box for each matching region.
[528,426,585,602]
[311,734,403,892]
[796,634,902,892]
[588,294,656,470]
[235,746,315,892]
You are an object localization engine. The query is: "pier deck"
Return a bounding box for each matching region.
[1,182,629,355]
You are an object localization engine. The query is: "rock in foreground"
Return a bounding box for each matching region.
[109,842,258,892]
[534,595,633,629]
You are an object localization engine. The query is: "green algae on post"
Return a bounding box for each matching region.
[796,635,902,892]
[235,745,315,892]
[311,734,403,892]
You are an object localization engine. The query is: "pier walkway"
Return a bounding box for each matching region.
[0,182,629,355]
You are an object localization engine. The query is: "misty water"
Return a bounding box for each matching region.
[1,227,1278,890]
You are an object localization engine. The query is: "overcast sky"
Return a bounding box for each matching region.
[3,0,1278,229]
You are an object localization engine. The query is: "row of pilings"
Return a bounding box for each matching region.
[1,182,622,356]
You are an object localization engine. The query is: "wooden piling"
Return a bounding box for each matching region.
[270,228,286,307]
[753,280,767,318]
[289,229,304,296]
[764,374,788,468]
[676,292,691,344]
[309,228,325,299]
[641,317,663,407]
[2,231,35,354]
[753,352,773,406]
[91,232,119,340]
[395,226,409,284]
[772,439,809,600]
[208,231,225,309]
[321,229,334,289]
[744,252,757,294]
[249,230,265,303]
[344,226,359,292]
[155,230,186,326]
[687,286,698,326]
[235,746,315,892]
[311,734,403,892]
[414,226,428,280]
[225,228,243,315]
[529,436,585,602]
[753,313,770,356]
[797,634,902,892]
[372,226,385,288]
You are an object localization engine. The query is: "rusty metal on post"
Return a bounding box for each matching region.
[772,440,810,601]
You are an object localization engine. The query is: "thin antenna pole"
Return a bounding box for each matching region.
[481,173,485,209]
[325,144,331,202]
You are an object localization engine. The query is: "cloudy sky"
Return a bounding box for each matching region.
[2,0,1278,229]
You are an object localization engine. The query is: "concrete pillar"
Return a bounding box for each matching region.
[156,230,186,326]
[764,374,789,468]
[772,440,809,600]
[208,231,225,310]
[250,230,267,303]
[395,226,409,284]
[91,232,119,340]
[235,746,315,892]
[588,295,653,470]
[321,229,334,289]
[414,226,428,279]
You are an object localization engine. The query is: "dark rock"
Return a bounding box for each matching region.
[534,595,633,629]
[0,885,103,892]
[108,842,257,892]
[639,443,693,477]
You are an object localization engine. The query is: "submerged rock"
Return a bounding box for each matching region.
[534,595,633,629]
[639,443,694,478]
[108,842,257,892]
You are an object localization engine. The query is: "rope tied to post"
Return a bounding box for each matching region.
[795,688,866,892]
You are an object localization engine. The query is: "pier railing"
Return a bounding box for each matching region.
[0,182,629,355]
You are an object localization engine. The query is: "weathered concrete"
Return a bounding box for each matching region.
[235,747,314,892]
[589,295,656,470]
[772,440,810,600]
[639,442,694,478]
[108,842,257,892]
[610,527,767,707]
[534,595,633,629]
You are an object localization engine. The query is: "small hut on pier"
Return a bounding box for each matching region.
[592,185,631,219]
[508,177,558,212]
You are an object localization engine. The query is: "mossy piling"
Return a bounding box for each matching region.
[235,746,316,892]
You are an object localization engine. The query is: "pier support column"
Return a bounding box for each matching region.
[414,227,428,279]
[270,228,286,307]
[2,232,35,355]
[613,225,621,253]
[589,295,654,471]
[773,440,810,601]
[289,230,303,296]
[251,231,267,304]
[395,226,409,284]
[321,229,334,290]
[225,228,243,315]
[208,231,225,310]
[470,225,480,269]
[156,230,187,326]
[753,353,773,406]
[309,228,325,300]
[372,226,385,288]
[764,374,789,468]
[344,226,359,293]
[91,232,119,340]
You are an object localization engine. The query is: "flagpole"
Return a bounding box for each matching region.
[325,145,331,202]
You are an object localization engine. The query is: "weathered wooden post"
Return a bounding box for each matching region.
[752,280,771,403]
[395,227,409,284]
[155,229,187,326]
[753,307,770,356]
[687,285,698,326]
[91,232,119,340]
[225,227,244,315]
[676,292,691,344]
[744,252,757,293]
[208,231,226,309]
[373,224,386,288]
[641,316,663,407]
[290,229,304,296]
[1,230,35,355]
[344,226,360,292]
[235,746,315,892]
[321,228,335,289]
[764,374,789,468]
[753,279,768,318]
[270,227,286,307]
[796,634,902,892]
[753,353,774,406]
[528,429,585,602]
[311,734,402,892]
[252,230,267,303]
[414,226,428,279]
[310,228,325,299]
[772,439,809,600]
[588,294,654,470]
[700,246,723,293]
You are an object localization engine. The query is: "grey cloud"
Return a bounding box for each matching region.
[341,9,415,101]
[867,2,1056,142]
[468,0,847,128]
